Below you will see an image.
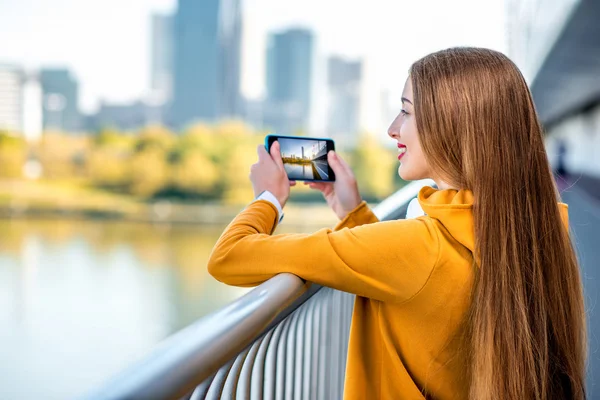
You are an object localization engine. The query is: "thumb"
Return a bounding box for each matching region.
[257,144,270,162]
[270,141,285,170]
[327,150,346,176]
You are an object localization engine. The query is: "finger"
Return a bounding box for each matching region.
[270,141,285,170]
[335,152,355,176]
[306,181,332,193]
[308,181,327,190]
[289,180,297,186]
[257,144,270,162]
[327,150,347,176]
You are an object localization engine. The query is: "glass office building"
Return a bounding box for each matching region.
[171,0,242,128]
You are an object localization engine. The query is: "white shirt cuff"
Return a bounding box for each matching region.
[254,190,284,224]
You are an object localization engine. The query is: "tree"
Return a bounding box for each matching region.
[128,148,170,197]
[36,132,90,179]
[134,125,175,153]
[352,133,396,200]
[95,127,134,151]
[221,141,259,204]
[86,149,129,188]
[171,150,219,196]
[0,132,26,178]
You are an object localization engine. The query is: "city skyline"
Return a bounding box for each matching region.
[170,0,241,127]
[150,13,173,104]
[0,0,506,114]
[279,138,326,160]
[265,28,314,135]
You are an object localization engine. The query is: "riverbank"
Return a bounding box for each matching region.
[0,179,340,227]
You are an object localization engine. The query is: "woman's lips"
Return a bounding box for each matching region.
[397,144,407,161]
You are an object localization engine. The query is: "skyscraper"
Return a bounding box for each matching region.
[40,68,80,132]
[219,0,242,119]
[327,56,362,148]
[22,72,42,140]
[265,28,314,134]
[171,0,242,128]
[150,13,174,105]
[88,100,163,131]
[238,4,267,129]
[0,64,24,133]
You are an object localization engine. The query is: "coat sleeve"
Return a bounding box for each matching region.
[333,201,380,231]
[207,200,440,303]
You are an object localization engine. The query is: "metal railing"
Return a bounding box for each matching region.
[190,287,355,400]
[84,180,433,400]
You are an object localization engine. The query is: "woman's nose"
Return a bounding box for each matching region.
[388,114,401,139]
[388,124,399,139]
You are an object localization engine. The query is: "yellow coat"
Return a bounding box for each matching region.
[208,187,569,399]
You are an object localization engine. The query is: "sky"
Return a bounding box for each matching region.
[0,0,507,114]
[278,138,325,159]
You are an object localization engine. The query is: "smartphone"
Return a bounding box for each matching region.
[265,134,336,182]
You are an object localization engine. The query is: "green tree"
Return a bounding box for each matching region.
[214,120,253,137]
[0,132,26,178]
[171,150,219,195]
[175,124,221,162]
[352,133,396,200]
[221,142,258,204]
[36,132,90,179]
[86,149,129,188]
[134,125,175,153]
[87,128,133,188]
[95,127,134,151]
[128,148,170,197]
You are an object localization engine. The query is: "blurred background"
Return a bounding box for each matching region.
[0,0,599,398]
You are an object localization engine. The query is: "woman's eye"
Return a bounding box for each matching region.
[400,109,409,116]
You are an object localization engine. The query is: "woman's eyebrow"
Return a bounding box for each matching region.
[401,97,413,105]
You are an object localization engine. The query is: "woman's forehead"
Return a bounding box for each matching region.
[402,77,413,99]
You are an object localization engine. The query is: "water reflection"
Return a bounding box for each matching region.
[285,163,314,179]
[0,219,266,399]
[284,160,331,180]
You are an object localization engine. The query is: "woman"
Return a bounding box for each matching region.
[208,47,587,399]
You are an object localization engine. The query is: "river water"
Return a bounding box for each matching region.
[0,218,321,399]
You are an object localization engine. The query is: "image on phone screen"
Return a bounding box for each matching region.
[267,136,335,181]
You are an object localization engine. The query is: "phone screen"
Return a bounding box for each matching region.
[266,135,336,182]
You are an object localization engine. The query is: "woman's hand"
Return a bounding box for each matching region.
[250,141,295,208]
[304,150,362,220]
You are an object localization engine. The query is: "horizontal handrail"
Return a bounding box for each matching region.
[84,179,433,400]
[373,179,434,220]
[190,286,355,400]
[84,274,312,400]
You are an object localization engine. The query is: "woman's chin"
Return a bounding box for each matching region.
[398,162,430,182]
[398,164,413,181]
